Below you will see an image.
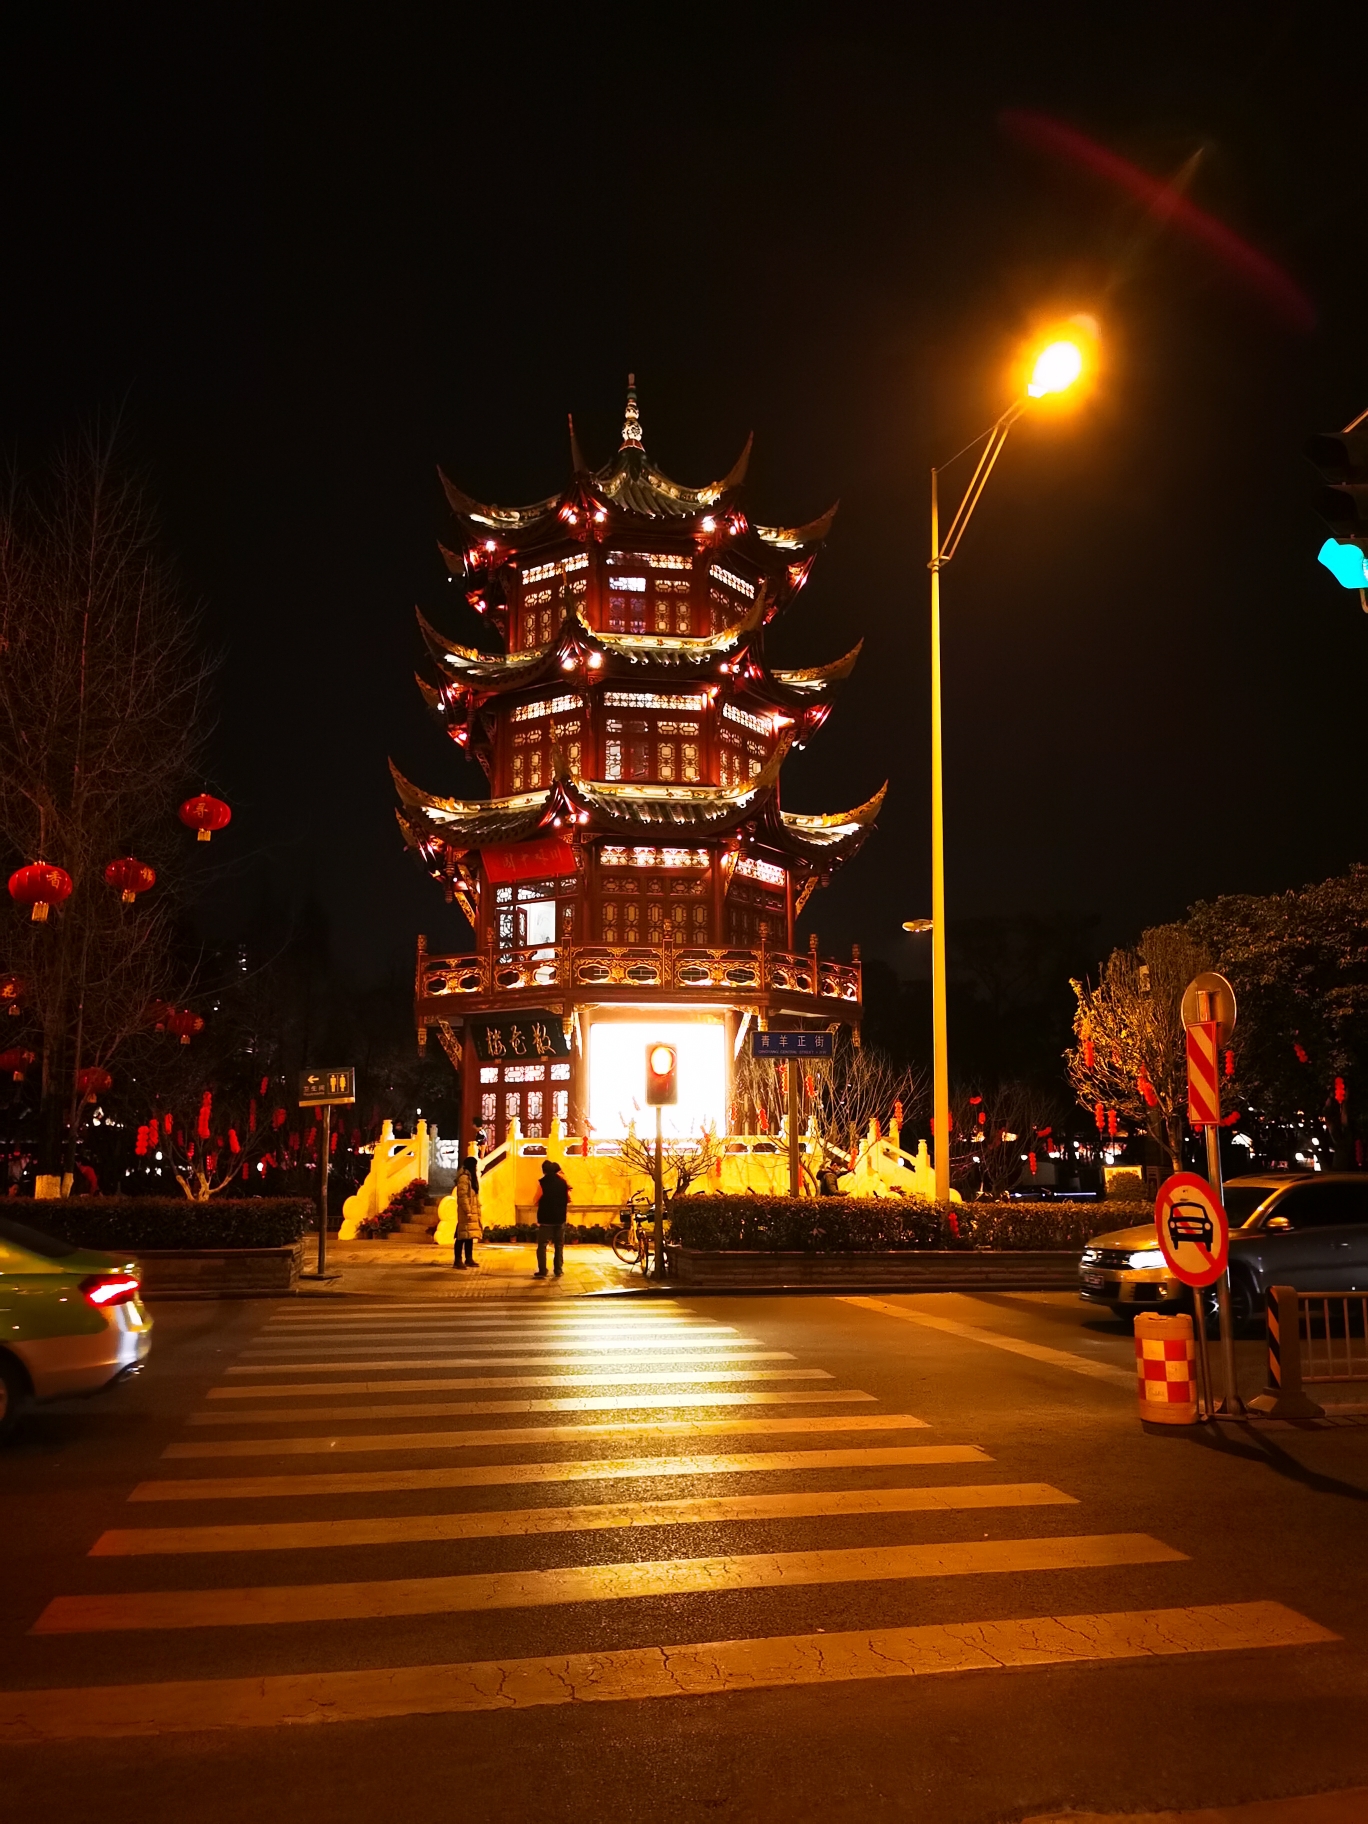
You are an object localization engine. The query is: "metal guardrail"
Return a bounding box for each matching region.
[1250,1284,1368,1419]
[1300,1291,1368,1385]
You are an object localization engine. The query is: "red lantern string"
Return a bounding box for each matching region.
[273,1108,286,1129]
[1083,1038,1096,1070]
[1335,1077,1347,1104]
[1028,1151,1038,1175]
[1107,1109,1118,1137]
[1294,1042,1308,1063]
[1094,1102,1106,1133]
[228,1129,241,1154]
[1224,1050,1235,1078]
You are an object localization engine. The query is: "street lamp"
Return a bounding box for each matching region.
[902,919,933,934]
[926,319,1095,1202]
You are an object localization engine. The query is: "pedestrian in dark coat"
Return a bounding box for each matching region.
[533,1159,569,1278]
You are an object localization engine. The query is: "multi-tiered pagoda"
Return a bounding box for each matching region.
[398,381,883,1153]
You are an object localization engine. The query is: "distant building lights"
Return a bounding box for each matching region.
[484,538,496,552]
[701,516,715,532]
[587,652,603,669]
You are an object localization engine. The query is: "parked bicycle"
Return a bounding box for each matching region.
[611,1189,661,1275]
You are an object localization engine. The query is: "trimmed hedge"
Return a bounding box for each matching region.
[31,1199,311,1252]
[481,1224,616,1245]
[667,1196,1150,1255]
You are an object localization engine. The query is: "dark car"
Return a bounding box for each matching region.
[1079,1172,1368,1327]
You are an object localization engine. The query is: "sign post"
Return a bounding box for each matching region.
[299,1068,356,1279]
[751,1030,834,1197]
[644,1044,678,1282]
[1181,972,1242,1416]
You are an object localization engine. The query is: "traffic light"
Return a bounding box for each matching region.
[645,1041,678,1106]
[1306,418,1368,591]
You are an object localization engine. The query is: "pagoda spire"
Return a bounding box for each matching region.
[619,373,644,452]
[567,412,590,474]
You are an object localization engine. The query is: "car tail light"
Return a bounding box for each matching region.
[81,1274,141,1308]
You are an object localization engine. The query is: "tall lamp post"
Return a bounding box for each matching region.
[926,328,1094,1203]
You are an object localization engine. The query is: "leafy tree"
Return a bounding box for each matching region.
[1067,923,1212,1172]
[1185,867,1368,1163]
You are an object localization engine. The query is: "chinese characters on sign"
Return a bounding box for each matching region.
[751,1031,834,1059]
[469,1010,571,1062]
[298,1068,356,1107]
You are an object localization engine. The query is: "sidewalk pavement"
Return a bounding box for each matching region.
[297,1240,647,1300]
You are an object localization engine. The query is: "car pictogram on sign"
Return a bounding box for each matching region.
[1154,1173,1230,1288]
[1167,1204,1215,1249]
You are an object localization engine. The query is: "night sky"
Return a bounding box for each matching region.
[2,11,1365,993]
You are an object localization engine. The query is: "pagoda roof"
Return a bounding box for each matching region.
[771,641,863,694]
[395,740,884,880]
[439,380,837,568]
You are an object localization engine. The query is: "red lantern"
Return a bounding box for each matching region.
[1224,1049,1235,1078]
[179,794,232,842]
[1083,1038,1095,1070]
[1028,1151,1038,1176]
[1294,1042,1309,1064]
[164,1007,204,1046]
[1335,1077,1347,1105]
[0,1046,35,1082]
[1094,1102,1106,1132]
[76,1066,113,1100]
[104,856,156,904]
[0,973,26,1016]
[9,862,73,922]
[1107,1109,1118,1138]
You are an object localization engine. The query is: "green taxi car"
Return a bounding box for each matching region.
[0,1214,152,1440]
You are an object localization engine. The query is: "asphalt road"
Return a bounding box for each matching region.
[1,1287,1365,1823]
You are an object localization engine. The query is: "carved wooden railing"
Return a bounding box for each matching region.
[418,942,862,1006]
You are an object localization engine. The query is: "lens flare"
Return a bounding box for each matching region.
[1000,110,1315,333]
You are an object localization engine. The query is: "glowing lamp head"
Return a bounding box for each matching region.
[1027,339,1084,398]
[645,1041,678,1106]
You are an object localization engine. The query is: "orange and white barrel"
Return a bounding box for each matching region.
[1134,1311,1198,1425]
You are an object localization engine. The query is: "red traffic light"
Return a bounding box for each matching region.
[645,1041,678,1106]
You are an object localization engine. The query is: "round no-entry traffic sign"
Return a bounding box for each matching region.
[1154,1173,1229,1287]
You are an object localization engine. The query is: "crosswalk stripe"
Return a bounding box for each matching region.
[242,1340,759,1360]
[4,1602,1329,1739]
[261,1306,698,1322]
[128,1445,992,1504]
[163,1412,931,1461]
[193,1371,835,1408]
[224,1350,795,1375]
[32,1534,1188,1633]
[171,1393,871,1451]
[243,1331,749,1355]
[92,1483,1080,1555]
[260,1313,700,1327]
[260,1317,731,1332]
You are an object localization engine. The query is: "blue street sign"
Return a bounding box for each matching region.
[752,1030,834,1059]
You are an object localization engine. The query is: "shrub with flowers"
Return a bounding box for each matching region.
[355,1179,430,1239]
